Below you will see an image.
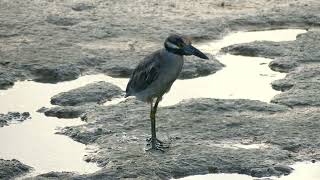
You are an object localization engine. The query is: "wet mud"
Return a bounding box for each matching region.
[0,112,30,127]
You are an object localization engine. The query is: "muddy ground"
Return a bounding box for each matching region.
[1,0,319,89]
[1,0,320,179]
[0,159,31,179]
[0,112,30,127]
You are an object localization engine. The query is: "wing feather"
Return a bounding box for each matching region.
[125,50,161,96]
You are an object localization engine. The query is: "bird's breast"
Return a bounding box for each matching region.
[160,54,184,81]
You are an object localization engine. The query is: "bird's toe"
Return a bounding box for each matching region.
[145,137,169,152]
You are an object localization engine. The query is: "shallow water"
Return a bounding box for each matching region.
[0,29,308,177]
[197,29,307,54]
[177,162,320,180]
[0,75,126,175]
[161,54,285,106]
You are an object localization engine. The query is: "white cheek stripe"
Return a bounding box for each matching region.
[166,42,179,49]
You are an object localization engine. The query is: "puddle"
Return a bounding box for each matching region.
[0,29,307,177]
[176,162,320,180]
[198,29,307,54]
[279,162,320,180]
[161,55,285,106]
[0,75,127,175]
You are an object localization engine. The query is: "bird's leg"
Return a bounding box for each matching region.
[150,100,157,148]
[146,97,169,151]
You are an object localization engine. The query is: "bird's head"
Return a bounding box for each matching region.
[164,34,209,59]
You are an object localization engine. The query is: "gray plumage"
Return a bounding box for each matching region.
[126,49,184,103]
[125,34,208,151]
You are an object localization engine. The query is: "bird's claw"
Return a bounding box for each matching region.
[145,137,169,152]
[146,137,164,144]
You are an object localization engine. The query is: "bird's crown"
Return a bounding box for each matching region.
[164,34,191,50]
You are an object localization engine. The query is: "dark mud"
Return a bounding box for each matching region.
[50,81,123,106]
[0,112,30,127]
[44,81,123,119]
[43,105,94,119]
[0,159,31,179]
[1,0,319,89]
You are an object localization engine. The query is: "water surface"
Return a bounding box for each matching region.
[0,75,127,175]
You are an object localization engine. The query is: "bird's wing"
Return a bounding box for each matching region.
[126,50,161,96]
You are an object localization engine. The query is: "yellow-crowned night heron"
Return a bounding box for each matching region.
[125,34,208,151]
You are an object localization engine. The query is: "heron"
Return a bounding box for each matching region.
[125,34,209,151]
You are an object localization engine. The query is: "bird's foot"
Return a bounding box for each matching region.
[145,137,169,152]
[146,137,165,144]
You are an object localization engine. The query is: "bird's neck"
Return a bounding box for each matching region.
[161,49,184,63]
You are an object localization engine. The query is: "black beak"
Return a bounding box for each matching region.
[184,45,209,59]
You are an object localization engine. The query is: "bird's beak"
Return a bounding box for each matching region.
[183,45,209,59]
